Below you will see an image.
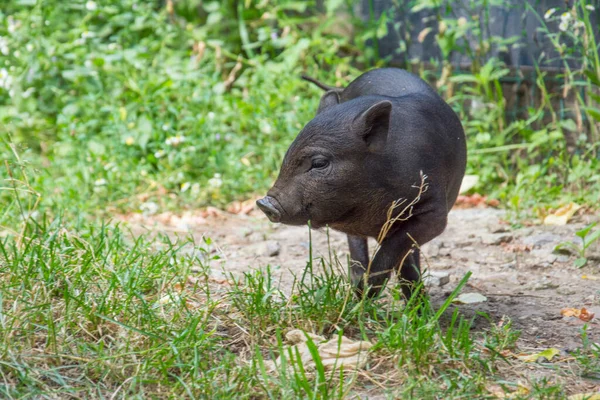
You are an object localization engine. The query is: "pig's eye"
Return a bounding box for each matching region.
[310,158,330,170]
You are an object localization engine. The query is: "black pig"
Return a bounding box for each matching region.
[257,68,467,299]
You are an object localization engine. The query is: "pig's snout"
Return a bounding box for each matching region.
[256,196,282,223]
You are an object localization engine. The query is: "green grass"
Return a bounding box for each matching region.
[1,0,600,398]
[1,217,598,398]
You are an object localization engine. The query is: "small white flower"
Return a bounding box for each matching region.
[208,173,223,189]
[85,1,97,11]
[260,120,272,134]
[0,36,9,56]
[81,31,94,39]
[559,20,569,31]
[573,20,585,29]
[94,178,107,186]
[165,134,185,146]
[181,182,191,192]
[162,124,170,131]
[108,43,118,50]
[140,201,159,215]
[84,60,93,68]
[26,43,34,52]
[544,8,557,20]
[585,5,595,11]
[0,68,13,90]
[154,150,165,158]
[560,12,572,22]
[207,112,215,120]
[457,17,467,27]
[13,50,20,58]
[7,17,19,34]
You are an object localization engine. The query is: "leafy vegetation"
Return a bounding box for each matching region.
[1,0,599,398]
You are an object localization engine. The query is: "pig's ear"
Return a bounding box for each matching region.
[316,90,340,114]
[354,100,392,151]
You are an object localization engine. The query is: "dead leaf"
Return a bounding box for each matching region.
[226,197,259,215]
[454,193,499,209]
[501,243,533,253]
[417,27,432,43]
[200,207,223,218]
[582,275,600,281]
[543,202,582,226]
[452,292,487,304]
[487,382,531,399]
[568,393,600,400]
[268,329,373,373]
[561,307,595,322]
[517,348,560,362]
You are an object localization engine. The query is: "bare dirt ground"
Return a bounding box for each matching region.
[118,205,600,393]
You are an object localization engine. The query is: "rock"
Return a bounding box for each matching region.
[257,241,281,257]
[490,225,510,234]
[557,287,577,295]
[532,279,559,290]
[500,262,516,269]
[247,231,264,243]
[481,233,513,245]
[522,233,562,249]
[423,271,450,287]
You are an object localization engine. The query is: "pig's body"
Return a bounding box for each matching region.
[257,68,466,298]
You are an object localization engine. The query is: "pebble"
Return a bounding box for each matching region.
[423,271,450,287]
[481,233,513,245]
[258,241,281,257]
[533,279,559,290]
[522,233,562,249]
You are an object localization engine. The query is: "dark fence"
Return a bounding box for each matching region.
[362,0,599,70]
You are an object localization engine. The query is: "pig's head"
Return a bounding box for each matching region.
[257,96,392,230]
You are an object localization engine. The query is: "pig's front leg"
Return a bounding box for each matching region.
[358,213,446,300]
[347,235,369,286]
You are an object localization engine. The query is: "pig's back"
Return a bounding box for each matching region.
[341,68,438,101]
[387,93,467,209]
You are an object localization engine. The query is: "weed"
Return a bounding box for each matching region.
[555,222,600,268]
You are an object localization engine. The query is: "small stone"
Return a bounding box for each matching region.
[482,234,513,245]
[490,225,510,234]
[533,279,559,290]
[556,287,577,295]
[522,233,562,249]
[423,271,450,287]
[258,241,281,257]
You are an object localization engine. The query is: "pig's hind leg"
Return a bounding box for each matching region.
[399,249,422,301]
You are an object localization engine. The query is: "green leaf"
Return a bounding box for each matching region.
[584,229,600,249]
[325,0,344,16]
[575,257,588,268]
[518,348,560,362]
[584,69,600,86]
[576,222,597,239]
[583,107,600,122]
[88,141,106,155]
